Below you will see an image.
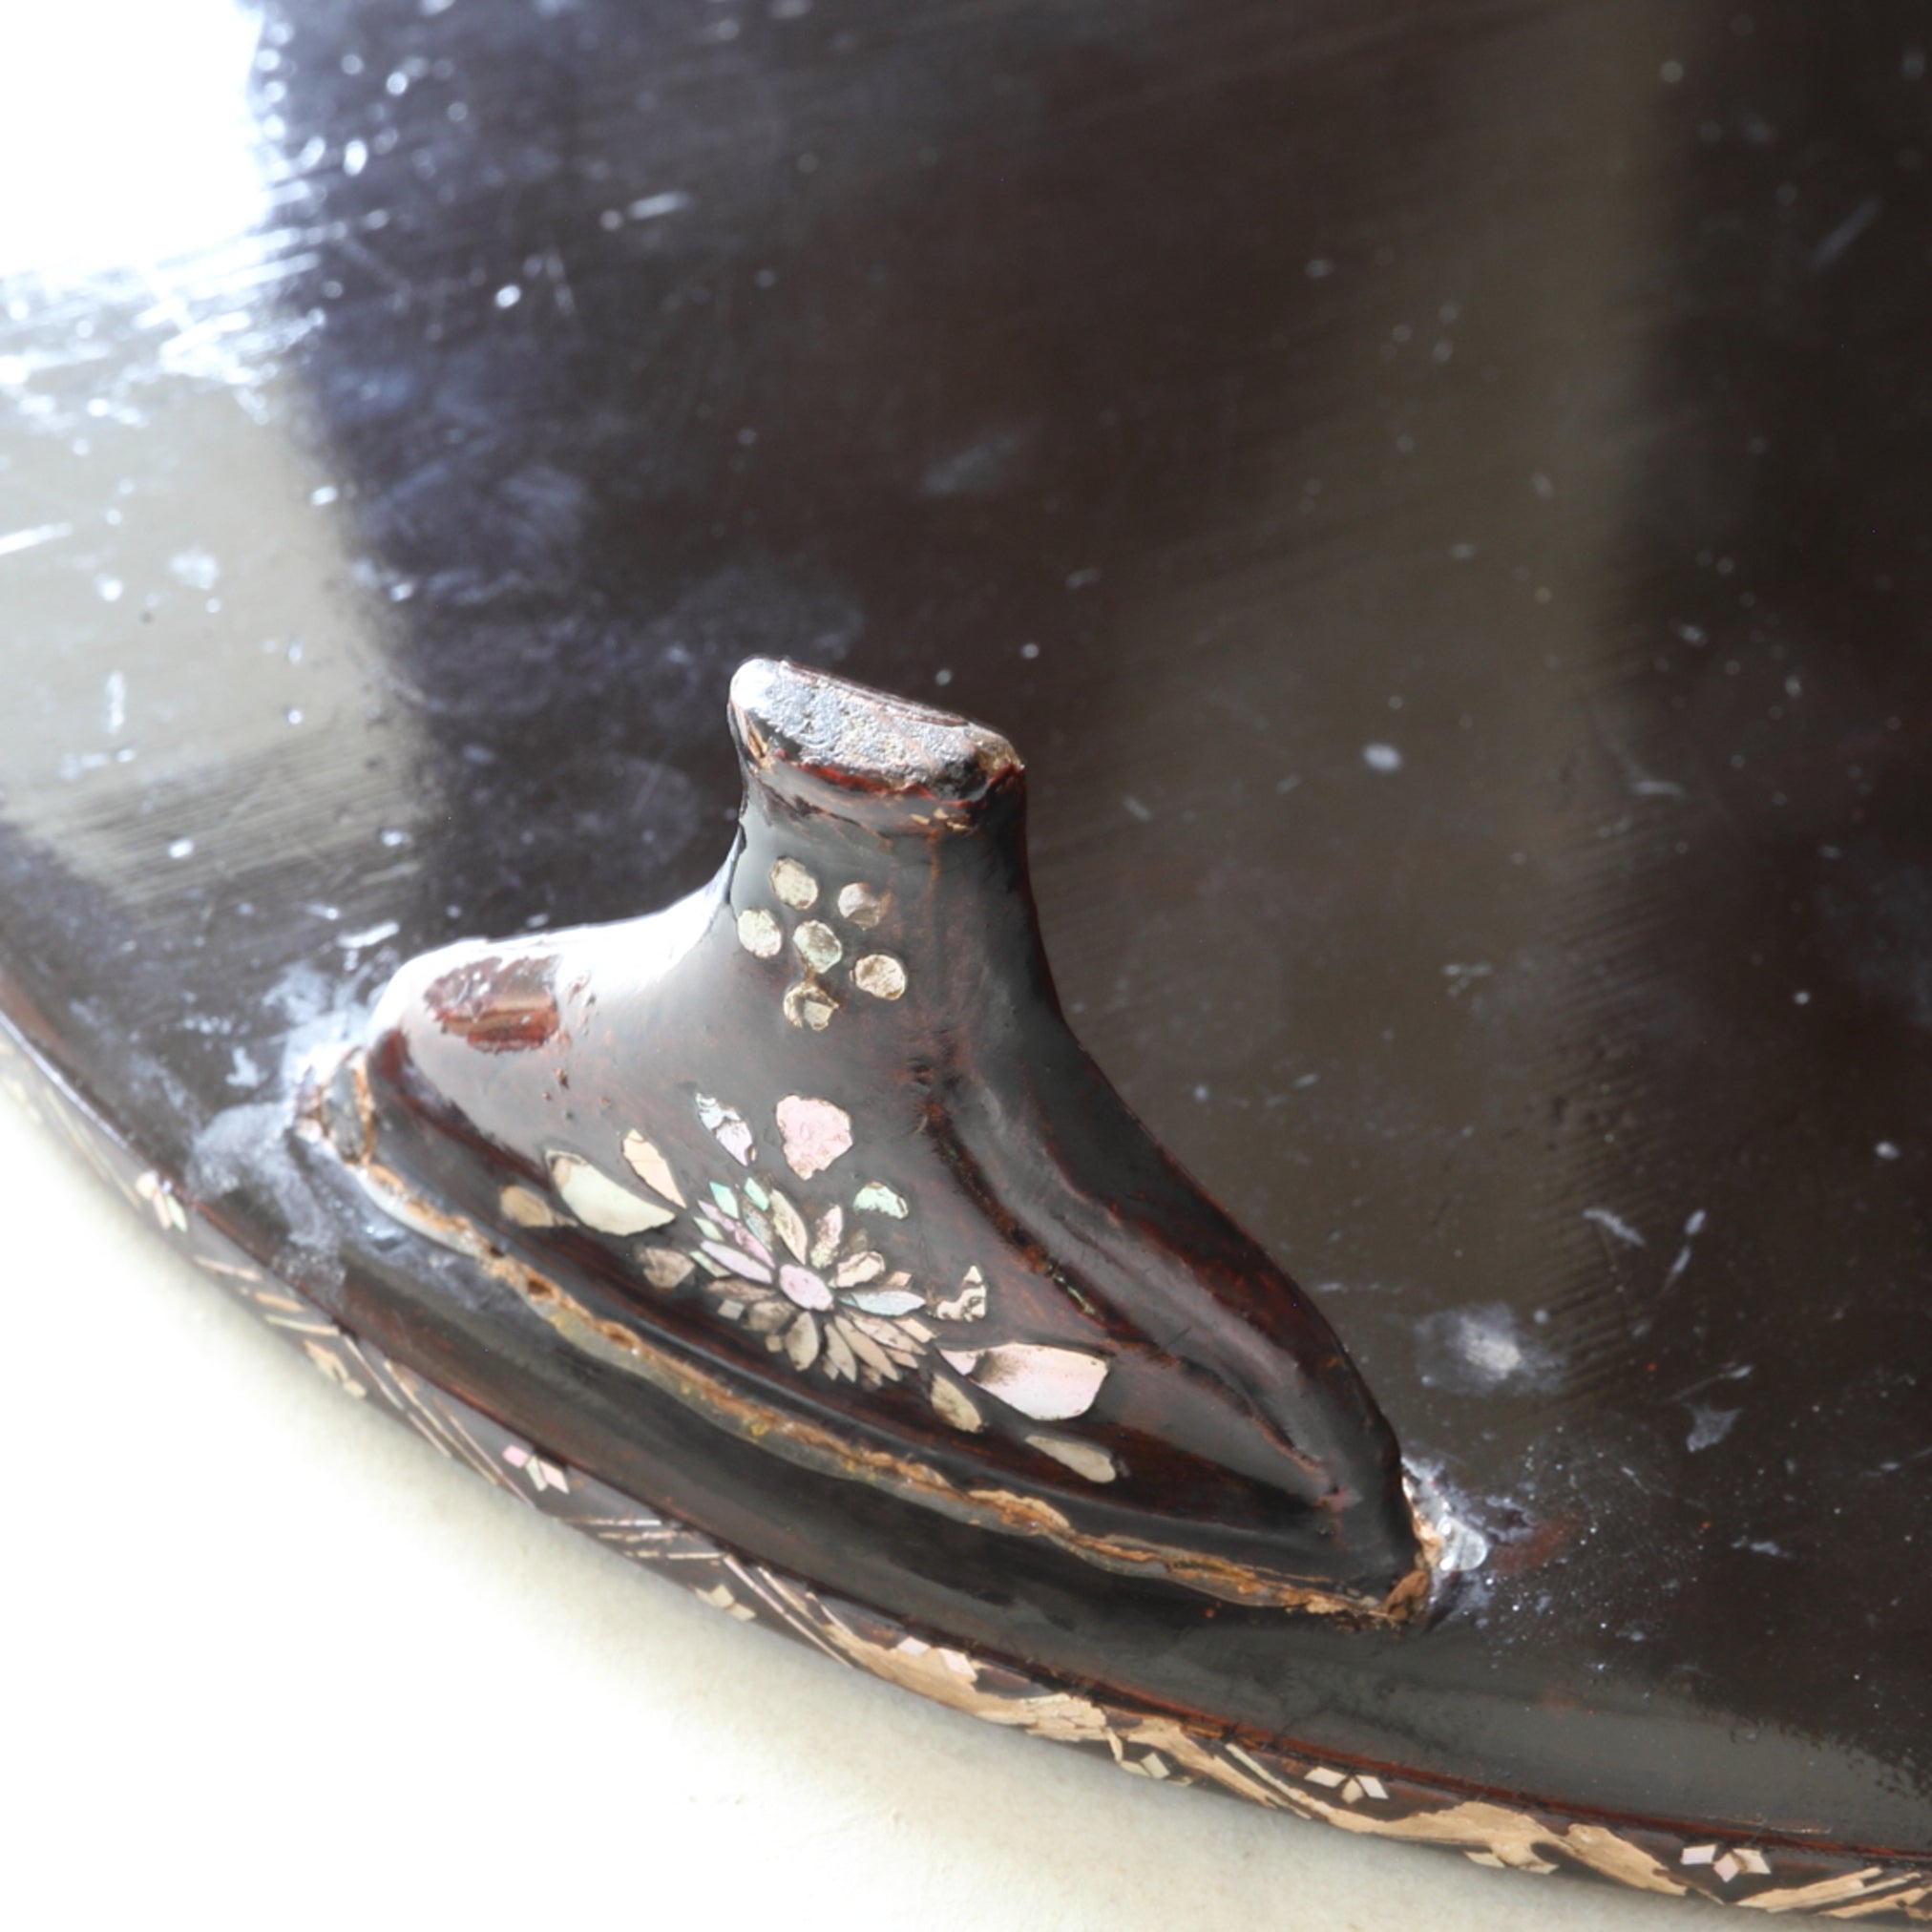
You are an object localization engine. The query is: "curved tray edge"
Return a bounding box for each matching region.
[2,1009,1925,1925]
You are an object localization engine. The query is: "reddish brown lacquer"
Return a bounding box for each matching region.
[333,661,1427,1618]
[423,956,561,1052]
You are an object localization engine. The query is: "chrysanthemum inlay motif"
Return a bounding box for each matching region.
[644,1087,965,1395]
[527,1087,1116,1474]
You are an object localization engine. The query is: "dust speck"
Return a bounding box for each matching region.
[1416,1302,1559,1395]
[1686,1405,1740,1453]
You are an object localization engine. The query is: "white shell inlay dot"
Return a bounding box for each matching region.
[697,1582,757,1622]
[808,1204,843,1268]
[621,1131,687,1206]
[696,1094,756,1164]
[770,857,819,909]
[822,1321,857,1380]
[836,881,889,928]
[1680,1847,1768,1880]
[548,1154,679,1234]
[500,1184,558,1228]
[934,1266,987,1322]
[852,1181,908,1218]
[782,981,837,1030]
[784,1312,822,1369]
[638,1247,696,1290]
[736,907,783,957]
[793,919,843,974]
[931,1376,984,1433]
[939,1342,1108,1420]
[776,1094,853,1178]
[768,1190,809,1262]
[851,954,907,1000]
[1025,1434,1118,1483]
[838,1318,895,1379]
[845,1287,924,1316]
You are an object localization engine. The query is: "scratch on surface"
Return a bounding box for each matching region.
[1583,1207,1646,1249]
[542,248,578,323]
[1661,1208,1707,1292]
[626,190,694,220]
[1811,196,1882,273]
[1586,702,1684,799]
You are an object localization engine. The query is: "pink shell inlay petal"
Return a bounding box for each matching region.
[702,1241,772,1285]
[727,1222,775,1270]
[778,1264,834,1311]
[776,1094,853,1179]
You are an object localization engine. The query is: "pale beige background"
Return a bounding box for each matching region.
[0,1088,1712,1932]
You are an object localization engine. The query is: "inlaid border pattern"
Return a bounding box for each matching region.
[2,1023,1924,1924]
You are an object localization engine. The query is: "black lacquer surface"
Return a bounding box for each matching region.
[0,0,1925,1853]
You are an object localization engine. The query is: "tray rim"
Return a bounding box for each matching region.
[2,1001,1926,1923]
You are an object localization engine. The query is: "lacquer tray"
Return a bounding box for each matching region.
[0,0,1925,1918]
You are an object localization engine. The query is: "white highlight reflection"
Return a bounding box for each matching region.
[0,1,268,286]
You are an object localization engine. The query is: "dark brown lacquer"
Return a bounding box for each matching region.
[7,0,1932,1905]
[326,661,1427,1618]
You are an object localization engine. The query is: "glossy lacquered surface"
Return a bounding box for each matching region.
[0,0,1925,1858]
[338,658,1424,1617]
